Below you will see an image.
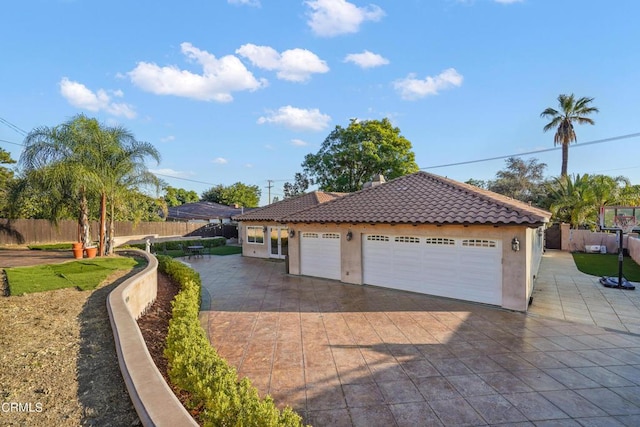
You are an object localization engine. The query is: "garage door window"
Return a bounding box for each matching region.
[322,233,340,239]
[425,237,455,245]
[302,232,318,238]
[395,236,420,243]
[247,226,264,244]
[367,235,389,241]
[462,239,497,248]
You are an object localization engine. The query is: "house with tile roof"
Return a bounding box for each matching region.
[281,171,551,312]
[233,191,345,259]
[166,201,248,223]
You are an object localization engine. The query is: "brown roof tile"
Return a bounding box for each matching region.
[233,191,345,222]
[283,171,551,225]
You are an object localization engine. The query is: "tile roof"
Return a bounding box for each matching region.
[167,202,247,221]
[283,171,551,225]
[233,191,346,222]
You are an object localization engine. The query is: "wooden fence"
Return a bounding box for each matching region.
[0,218,216,246]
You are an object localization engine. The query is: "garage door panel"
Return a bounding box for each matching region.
[363,234,502,306]
[301,232,341,280]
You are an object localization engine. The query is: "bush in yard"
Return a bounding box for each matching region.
[157,256,307,427]
[127,237,226,252]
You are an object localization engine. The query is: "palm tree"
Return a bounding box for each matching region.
[66,117,160,256]
[20,114,161,255]
[100,135,161,255]
[546,174,594,228]
[20,118,95,246]
[540,94,598,176]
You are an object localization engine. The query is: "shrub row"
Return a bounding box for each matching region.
[157,256,307,427]
[129,237,226,252]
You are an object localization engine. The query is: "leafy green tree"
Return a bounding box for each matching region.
[201,182,261,207]
[541,94,598,176]
[283,173,311,199]
[545,174,638,229]
[464,178,487,189]
[0,148,17,216]
[487,157,547,205]
[163,185,199,207]
[302,118,419,192]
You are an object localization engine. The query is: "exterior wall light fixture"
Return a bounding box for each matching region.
[346,231,353,241]
[511,237,520,252]
[289,229,295,238]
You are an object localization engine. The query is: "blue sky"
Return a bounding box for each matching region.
[1,0,639,205]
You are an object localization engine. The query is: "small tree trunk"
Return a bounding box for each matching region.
[107,202,115,255]
[99,192,106,256]
[79,188,90,247]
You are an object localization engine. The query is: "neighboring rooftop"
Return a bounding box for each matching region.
[233,191,345,222]
[283,171,551,225]
[167,202,248,222]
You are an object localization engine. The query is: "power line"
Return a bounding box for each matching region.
[0,117,27,136]
[0,138,25,147]
[420,132,640,170]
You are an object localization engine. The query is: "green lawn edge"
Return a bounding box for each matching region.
[5,257,143,295]
[571,252,640,282]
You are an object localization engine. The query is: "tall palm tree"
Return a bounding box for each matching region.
[20,118,95,246]
[540,94,598,177]
[67,117,160,256]
[20,114,161,255]
[100,135,161,255]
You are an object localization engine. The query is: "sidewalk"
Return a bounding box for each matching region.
[530,250,640,334]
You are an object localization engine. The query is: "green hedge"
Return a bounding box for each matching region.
[157,256,307,427]
[128,237,226,252]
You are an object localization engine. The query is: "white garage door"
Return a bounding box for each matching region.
[363,235,502,305]
[300,232,341,280]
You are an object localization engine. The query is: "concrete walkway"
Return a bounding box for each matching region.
[530,250,640,334]
[191,254,640,427]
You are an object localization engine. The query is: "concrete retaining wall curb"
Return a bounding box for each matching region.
[107,250,198,427]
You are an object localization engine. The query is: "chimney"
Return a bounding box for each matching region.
[363,174,386,189]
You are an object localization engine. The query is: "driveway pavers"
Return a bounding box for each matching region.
[530,250,640,334]
[191,254,640,426]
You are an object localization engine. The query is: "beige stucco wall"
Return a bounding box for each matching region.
[525,226,545,303]
[286,222,538,312]
[629,236,640,265]
[239,221,289,259]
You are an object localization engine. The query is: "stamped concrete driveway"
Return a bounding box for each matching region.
[191,255,640,427]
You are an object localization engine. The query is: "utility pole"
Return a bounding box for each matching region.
[266,179,274,204]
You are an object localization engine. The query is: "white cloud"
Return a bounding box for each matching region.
[160,135,175,143]
[228,0,260,6]
[393,68,463,100]
[59,77,136,118]
[244,163,254,168]
[257,105,331,131]
[344,50,389,69]
[494,0,523,3]
[128,42,267,102]
[305,0,385,37]
[150,168,193,178]
[236,44,329,82]
[291,138,309,147]
[212,157,228,164]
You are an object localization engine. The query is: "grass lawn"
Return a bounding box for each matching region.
[5,257,143,295]
[572,252,640,282]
